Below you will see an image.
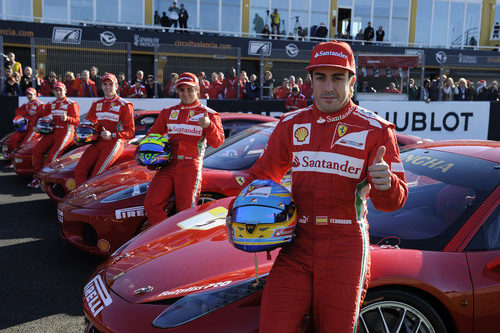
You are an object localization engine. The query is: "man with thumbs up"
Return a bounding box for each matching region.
[235,41,408,332]
[143,72,224,225]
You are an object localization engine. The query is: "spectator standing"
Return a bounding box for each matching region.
[296,77,303,87]
[273,78,290,100]
[20,66,41,94]
[454,78,472,101]
[3,67,13,86]
[428,76,442,101]
[163,73,179,98]
[363,22,374,43]
[145,75,163,98]
[285,84,307,112]
[407,78,419,100]
[2,76,22,96]
[154,10,161,25]
[442,77,456,101]
[297,26,306,41]
[271,25,280,39]
[355,29,364,42]
[421,79,431,102]
[474,80,488,101]
[64,72,77,97]
[385,83,400,93]
[300,73,312,100]
[239,71,248,100]
[73,70,98,97]
[357,80,376,93]
[133,70,145,85]
[262,70,275,99]
[486,81,499,101]
[261,24,271,38]
[160,12,170,28]
[179,4,189,33]
[376,26,385,44]
[270,9,280,32]
[245,74,259,100]
[40,71,58,96]
[89,66,103,97]
[208,72,223,99]
[168,2,180,32]
[223,68,239,99]
[118,72,130,97]
[128,80,147,98]
[288,75,296,87]
[7,52,22,75]
[198,72,210,99]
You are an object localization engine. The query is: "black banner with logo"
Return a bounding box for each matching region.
[2,20,500,68]
[488,101,500,141]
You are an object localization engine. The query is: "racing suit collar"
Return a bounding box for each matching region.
[104,94,119,101]
[179,100,201,109]
[312,99,356,124]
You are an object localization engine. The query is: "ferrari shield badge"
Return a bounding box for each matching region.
[338,124,347,137]
[235,176,245,185]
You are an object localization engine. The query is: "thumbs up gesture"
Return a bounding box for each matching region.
[198,109,211,129]
[368,146,392,191]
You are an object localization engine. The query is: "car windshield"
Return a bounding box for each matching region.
[368,148,499,251]
[203,123,276,171]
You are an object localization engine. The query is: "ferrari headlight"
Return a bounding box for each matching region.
[152,275,267,329]
[100,182,150,203]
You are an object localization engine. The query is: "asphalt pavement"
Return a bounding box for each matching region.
[0,161,103,332]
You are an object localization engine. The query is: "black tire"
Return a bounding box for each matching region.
[359,289,448,333]
[197,192,225,204]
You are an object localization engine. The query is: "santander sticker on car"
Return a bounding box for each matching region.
[84,275,113,317]
[292,151,364,179]
[158,280,233,297]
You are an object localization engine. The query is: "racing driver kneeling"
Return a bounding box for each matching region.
[142,72,225,225]
[228,41,408,332]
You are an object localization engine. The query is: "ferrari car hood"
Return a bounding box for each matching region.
[14,139,37,155]
[104,198,274,304]
[63,160,153,207]
[39,146,87,175]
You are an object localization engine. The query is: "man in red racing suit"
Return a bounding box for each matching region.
[30,82,80,188]
[236,42,408,332]
[9,87,44,152]
[143,72,224,225]
[74,73,135,186]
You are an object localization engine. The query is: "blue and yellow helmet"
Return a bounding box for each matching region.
[230,179,297,252]
[136,134,172,167]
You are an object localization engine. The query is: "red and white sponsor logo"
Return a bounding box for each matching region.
[331,129,369,150]
[273,226,295,237]
[96,112,119,122]
[167,123,203,136]
[51,110,67,117]
[330,218,352,224]
[313,50,348,59]
[84,275,113,317]
[293,123,311,145]
[292,151,364,179]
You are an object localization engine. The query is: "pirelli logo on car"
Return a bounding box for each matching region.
[115,206,145,219]
[84,275,113,317]
[292,151,364,179]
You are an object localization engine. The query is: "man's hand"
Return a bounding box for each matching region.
[368,146,392,191]
[60,113,67,121]
[198,109,211,128]
[100,129,112,140]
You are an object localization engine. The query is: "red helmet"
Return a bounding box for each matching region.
[74,120,99,145]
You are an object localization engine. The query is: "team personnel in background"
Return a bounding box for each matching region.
[128,80,147,98]
[74,73,135,186]
[143,72,224,225]
[223,68,238,99]
[230,41,408,332]
[118,72,130,97]
[73,70,98,97]
[197,72,210,99]
[285,84,307,111]
[29,82,80,188]
[8,88,44,164]
[40,71,58,96]
[273,78,290,99]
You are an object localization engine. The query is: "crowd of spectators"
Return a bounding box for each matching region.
[357,75,500,102]
[154,1,189,33]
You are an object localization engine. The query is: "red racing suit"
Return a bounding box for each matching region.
[144,100,224,225]
[223,76,238,99]
[9,99,45,152]
[244,100,407,332]
[32,98,80,174]
[74,95,135,186]
[285,93,308,112]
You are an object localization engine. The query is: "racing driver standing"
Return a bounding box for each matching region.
[232,41,408,332]
[74,73,135,186]
[143,72,224,225]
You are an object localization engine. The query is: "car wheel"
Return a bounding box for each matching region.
[198,192,225,204]
[359,289,448,333]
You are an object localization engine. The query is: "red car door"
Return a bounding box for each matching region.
[465,202,500,333]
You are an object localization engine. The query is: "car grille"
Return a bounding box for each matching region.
[82,224,98,246]
[51,183,67,199]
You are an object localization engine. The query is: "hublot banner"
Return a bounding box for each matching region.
[1,20,500,68]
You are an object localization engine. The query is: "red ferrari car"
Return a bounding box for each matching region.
[39,113,276,201]
[12,110,160,177]
[83,140,500,333]
[58,119,425,256]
